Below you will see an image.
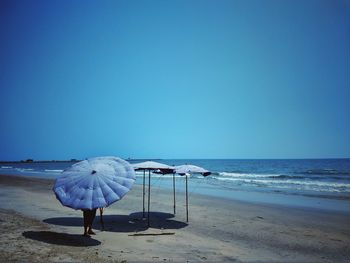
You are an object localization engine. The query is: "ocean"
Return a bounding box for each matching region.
[1,159,350,212]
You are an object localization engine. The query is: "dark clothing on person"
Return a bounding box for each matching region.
[82,208,97,236]
[83,209,97,228]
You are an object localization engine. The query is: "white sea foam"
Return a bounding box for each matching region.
[214,176,350,187]
[17,168,34,171]
[44,169,64,173]
[135,173,176,179]
[219,172,275,178]
[1,166,13,169]
[212,176,350,192]
[15,168,41,174]
[263,179,350,188]
[214,177,249,182]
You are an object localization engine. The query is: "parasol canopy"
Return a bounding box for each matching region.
[53,156,135,210]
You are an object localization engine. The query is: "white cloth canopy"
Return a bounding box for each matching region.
[175,164,210,176]
[174,164,211,222]
[133,161,174,171]
[132,160,175,226]
[53,156,135,210]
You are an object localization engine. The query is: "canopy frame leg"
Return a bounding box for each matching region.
[143,170,145,218]
[186,175,189,223]
[173,172,176,215]
[148,169,151,227]
[99,208,104,231]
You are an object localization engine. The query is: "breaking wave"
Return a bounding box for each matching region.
[302,169,350,176]
[44,169,64,173]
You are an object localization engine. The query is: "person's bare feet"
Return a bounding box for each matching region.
[88,230,96,235]
[83,233,91,237]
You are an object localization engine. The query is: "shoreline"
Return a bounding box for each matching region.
[1,157,350,209]
[1,174,350,262]
[2,172,350,215]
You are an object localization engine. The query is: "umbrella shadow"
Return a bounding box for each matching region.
[129,211,175,220]
[43,217,83,227]
[44,215,147,232]
[129,211,188,230]
[22,231,101,246]
[43,212,187,233]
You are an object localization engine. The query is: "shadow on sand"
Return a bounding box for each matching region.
[22,231,101,246]
[43,212,188,232]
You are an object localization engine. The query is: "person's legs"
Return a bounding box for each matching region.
[88,209,97,234]
[83,210,90,236]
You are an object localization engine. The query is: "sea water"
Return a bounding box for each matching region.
[1,159,350,212]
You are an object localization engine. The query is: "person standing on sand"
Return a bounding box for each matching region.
[82,208,97,237]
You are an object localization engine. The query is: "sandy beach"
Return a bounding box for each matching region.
[0,174,349,262]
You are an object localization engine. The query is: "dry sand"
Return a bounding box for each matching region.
[0,174,349,262]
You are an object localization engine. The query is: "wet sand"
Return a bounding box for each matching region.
[0,174,349,262]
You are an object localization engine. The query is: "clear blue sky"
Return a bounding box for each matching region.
[1,0,350,160]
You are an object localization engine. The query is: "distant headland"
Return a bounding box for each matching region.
[0,158,162,164]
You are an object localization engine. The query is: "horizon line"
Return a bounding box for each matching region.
[1,157,349,163]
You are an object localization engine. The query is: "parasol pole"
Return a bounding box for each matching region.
[99,208,104,231]
[173,172,176,214]
[148,169,151,227]
[143,169,145,218]
[186,174,189,222]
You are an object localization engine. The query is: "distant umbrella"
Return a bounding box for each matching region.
[133,161,175,226]
[53,156,136,210]
[133,161,173,171]
[175,165,211,177]
[175,165,211,222]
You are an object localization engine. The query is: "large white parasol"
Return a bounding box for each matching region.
[53,156,136,210]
